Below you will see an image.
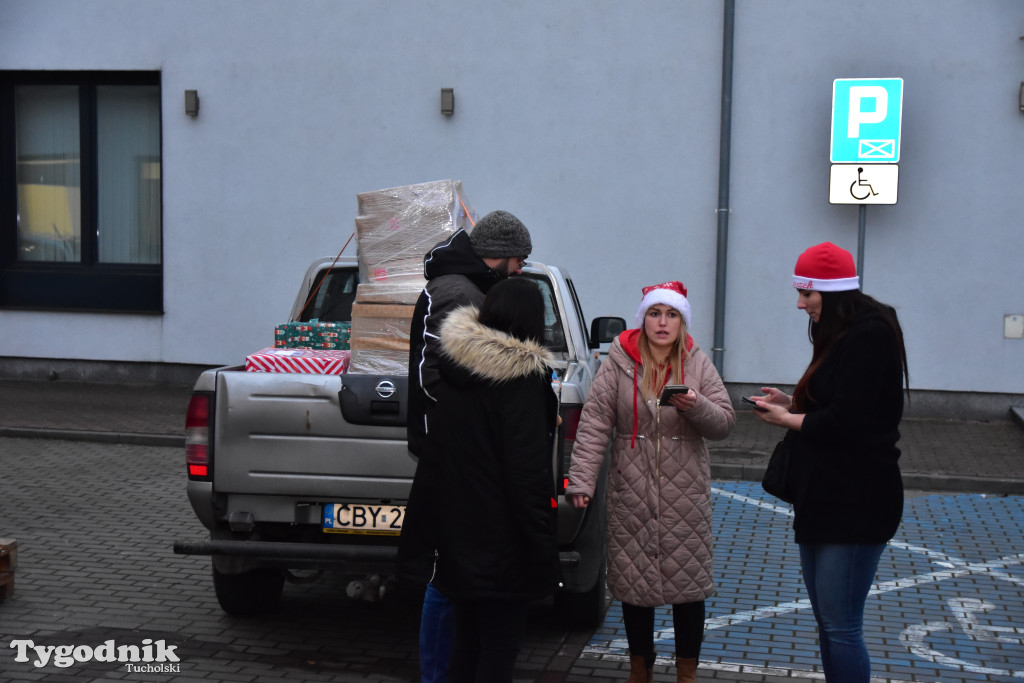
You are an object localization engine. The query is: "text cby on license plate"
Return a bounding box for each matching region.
[322,503,405,535]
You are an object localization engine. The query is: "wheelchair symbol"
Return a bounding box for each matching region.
[849,167,878,200]
[900,597,1024,676]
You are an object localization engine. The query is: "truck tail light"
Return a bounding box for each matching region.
[557,405,582,493]
[185,393,212,480]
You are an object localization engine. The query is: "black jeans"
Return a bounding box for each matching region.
[449,598,529,683]
[622,600,705,664]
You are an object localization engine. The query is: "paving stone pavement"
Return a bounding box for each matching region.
[2,441,1022,681]
[2,378,1024,681]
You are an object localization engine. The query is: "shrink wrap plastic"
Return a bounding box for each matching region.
[349,179,476,374]
[355,282,422,305]
[354,179,474,292]
[348,350,408,375]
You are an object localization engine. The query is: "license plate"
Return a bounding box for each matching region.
[322,503,405,535]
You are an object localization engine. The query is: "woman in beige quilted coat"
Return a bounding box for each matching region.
[567,281,735,683]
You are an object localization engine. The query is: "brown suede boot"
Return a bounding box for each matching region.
[626,653,654,683]
[676,657,697,683]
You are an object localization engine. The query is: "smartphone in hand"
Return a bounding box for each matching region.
[660,384,689,403]
[742,396,769,412]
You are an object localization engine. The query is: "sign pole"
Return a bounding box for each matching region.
[857,205,866,289]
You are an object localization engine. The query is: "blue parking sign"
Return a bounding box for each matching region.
[831,78,903,163]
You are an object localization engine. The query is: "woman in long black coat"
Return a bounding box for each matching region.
[430,277,561,683]
[750,242,909,683]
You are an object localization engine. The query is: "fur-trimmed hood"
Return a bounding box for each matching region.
[439,306,554,384]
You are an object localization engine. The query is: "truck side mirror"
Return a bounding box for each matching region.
[589,317,627,349]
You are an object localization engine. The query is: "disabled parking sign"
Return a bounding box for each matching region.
[831,78,903,163]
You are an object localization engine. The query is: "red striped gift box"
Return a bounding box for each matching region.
[245,348,351,375]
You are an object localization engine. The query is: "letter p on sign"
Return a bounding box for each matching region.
[847,86,888,137]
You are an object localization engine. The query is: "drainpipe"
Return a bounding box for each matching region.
[712,0,735,375]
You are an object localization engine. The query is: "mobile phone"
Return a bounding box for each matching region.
[659,384,689,402]
[742,396,769,412]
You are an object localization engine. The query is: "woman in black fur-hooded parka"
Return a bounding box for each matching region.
[429,277,561,683]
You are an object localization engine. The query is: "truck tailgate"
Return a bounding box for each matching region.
[213,370,416,499]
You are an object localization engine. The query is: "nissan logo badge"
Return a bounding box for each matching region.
[375,380,396,399]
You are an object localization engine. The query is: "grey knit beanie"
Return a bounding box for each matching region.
[469,210,532,258]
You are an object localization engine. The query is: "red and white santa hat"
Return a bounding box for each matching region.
[792,242,860,292]
[635,281,691,328]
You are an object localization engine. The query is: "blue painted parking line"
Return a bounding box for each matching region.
[581,481,1024,681]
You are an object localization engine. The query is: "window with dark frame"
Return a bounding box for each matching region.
[0,71,163,313]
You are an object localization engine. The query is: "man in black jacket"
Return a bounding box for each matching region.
[398,210,533,683]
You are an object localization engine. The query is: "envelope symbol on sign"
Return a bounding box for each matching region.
[859,139,895,159]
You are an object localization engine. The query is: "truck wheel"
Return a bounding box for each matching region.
[553,558,608,630]
[212,565,284,616]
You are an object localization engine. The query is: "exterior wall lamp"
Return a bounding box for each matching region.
[441,88,454,117]
[185,90,200,117]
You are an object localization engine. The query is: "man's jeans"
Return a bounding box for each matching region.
[420,581,454,683]
[799,542,886,683]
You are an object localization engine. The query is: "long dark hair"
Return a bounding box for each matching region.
[478,277,545,344]
[791,290,910,412]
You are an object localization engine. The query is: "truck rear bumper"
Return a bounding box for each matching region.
[173,538,398,562]
[173,538,582,567]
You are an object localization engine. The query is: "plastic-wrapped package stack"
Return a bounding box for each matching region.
[349,180,476,374]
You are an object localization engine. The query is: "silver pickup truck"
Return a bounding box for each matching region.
[174,256,625,628]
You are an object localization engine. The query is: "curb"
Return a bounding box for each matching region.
[1012,406,1024,431]
[899,472,1024,496]
[710,461,1024,496]
[711,461,767,483]
[0,427,182,448]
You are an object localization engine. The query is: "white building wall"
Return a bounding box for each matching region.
[1,0,1022,396]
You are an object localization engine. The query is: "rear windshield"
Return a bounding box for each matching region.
[297,267,358,322]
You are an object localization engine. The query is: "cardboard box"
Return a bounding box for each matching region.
[0,538,16,602]
[351,303,416,319]
[350,302,415,348]
[350,337,410,351]
[356,282,424,305]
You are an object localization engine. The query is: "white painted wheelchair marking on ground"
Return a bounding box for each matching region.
[946,598,1024,645]
[887,538,970,565]
[581,485,1024,679]
[900,598,1024,678]
[697,551,1024,630]
[870,553,1024,593]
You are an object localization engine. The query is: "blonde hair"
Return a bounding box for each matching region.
[637,322,691,399]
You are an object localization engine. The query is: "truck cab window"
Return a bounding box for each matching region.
[299,268,358,322]
[525,274,567,353]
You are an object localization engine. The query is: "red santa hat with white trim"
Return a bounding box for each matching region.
[792,242,860,292]
[634,280,691,328]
